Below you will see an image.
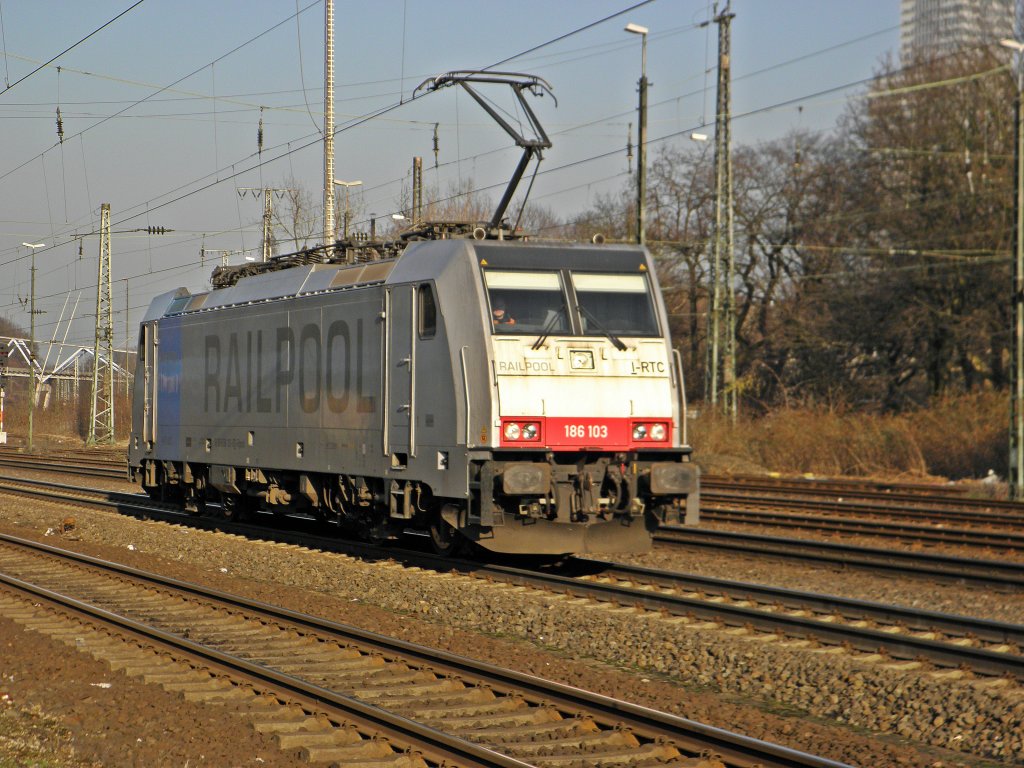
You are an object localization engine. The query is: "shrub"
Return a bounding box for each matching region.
[691,391,1006,481]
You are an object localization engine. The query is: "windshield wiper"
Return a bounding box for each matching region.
[531,307,565,351]
[577,304,627,351]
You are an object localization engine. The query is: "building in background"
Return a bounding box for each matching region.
[900,0,1016,59]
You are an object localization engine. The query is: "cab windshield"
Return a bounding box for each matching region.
[572,272,658,336]
[484,270,569,334]
[482,268,660,337]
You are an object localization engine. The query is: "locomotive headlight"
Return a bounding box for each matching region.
[649,423,667,441]
[522,423,538,440]
[632,424,648,440]
[504,422,522,440]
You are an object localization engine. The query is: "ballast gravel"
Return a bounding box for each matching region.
[612,545,1024,625]
[0,491,1019,767]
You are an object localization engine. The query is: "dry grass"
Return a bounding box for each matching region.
[1,389,132,445]
[692,391,1007,482]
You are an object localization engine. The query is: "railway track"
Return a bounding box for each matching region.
[5,452,1018,551]
[1,474,1021,682]
[3,452,1009,522]
[479,557,1024,679]
[687,472,1024,548]
[0,451,125,480]
[705,472,973,495]
[0,532,849,768]
[5,451,1019,545]
[699,478,1024,548]
[702,473,1021,513]
[699,505,1024,549]
[655,526,1024,589]
[702,488,1024,527]
[703,473,972,498]
[559,560,1024,678]
[6,468,1021,588]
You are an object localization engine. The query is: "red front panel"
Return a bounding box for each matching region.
[546,417,630,449]
[499,417,672,450]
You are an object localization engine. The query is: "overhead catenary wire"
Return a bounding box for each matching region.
[0,13,903,257]
[274,22,928,217]
[2,6,999,348]
[1,40,1002,272]
[0,16,712,252]
[482,0,660,71]
[4,3,703,339]
[15,177,1009,341]
[0,21,700,113]
[294,0,322,135]
[0,1,322,194]
[0,0,147,98]
[2,48,1000,285]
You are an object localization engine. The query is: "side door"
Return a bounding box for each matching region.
[142,321,158,448]
[384,285,416,464]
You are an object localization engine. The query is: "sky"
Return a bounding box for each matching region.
[0,0,901,358]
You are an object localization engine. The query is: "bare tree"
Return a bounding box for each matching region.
[645,144,714,395]
[272,175,321,251]
[833,47,1013,404]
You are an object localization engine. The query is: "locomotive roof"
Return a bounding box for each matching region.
[146,258,398,321]
[470,240,648,271]
[143,239,651,322]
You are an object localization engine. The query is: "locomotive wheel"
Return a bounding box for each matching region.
[184,493,206,516]
[429,506,464,557]
[221,493,249,522]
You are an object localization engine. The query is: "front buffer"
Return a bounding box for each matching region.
[445,452,700,555]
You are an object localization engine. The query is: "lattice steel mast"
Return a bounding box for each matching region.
[88,203,114,445]
[322,0,336,253]
[705,2,736,419]
[238,187,295,262]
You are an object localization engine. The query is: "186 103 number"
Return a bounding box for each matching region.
[563,423,608,439]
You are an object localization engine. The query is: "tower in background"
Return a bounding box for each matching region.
[900,0,1016,60]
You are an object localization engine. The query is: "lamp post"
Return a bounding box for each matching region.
[1002,38,1024,499]
[21,242,44,453]
[333,179,362,239]
[625,22,649,246]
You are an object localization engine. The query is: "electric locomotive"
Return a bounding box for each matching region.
[126,72,699,555]
[127,236,699,555]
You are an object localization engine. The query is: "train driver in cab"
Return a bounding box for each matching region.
[492,299,516,328]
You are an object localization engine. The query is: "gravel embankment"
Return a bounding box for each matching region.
[0,489,1020,766]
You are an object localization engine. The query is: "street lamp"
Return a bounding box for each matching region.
[1002,38,1024,499]
[21,242,44,453]
[625,22,649,246]
[333,179,362,239]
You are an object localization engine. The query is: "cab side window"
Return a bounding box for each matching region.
[418,284,437,338]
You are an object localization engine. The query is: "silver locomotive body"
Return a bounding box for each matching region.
[128,239,699,555]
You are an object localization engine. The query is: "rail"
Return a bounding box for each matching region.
[0,532,850,768]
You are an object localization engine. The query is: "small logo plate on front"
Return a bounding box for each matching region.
[569,349,594,370]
